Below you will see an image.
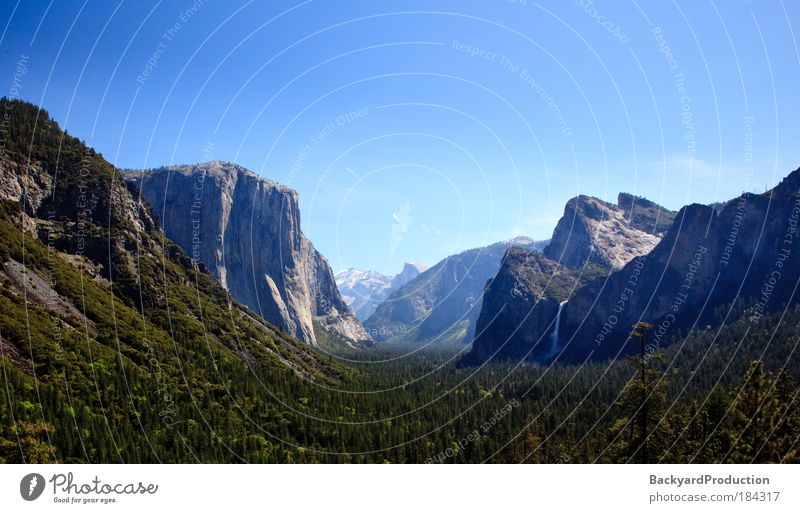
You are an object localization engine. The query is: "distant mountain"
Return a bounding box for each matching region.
[335,269,393,321]
[389,262,429,294]
[363,237,546,345]
[464,193,677,365]
[126,163,372,348]
[335,262,428,321]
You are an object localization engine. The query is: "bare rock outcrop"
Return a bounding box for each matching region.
[465,192,677,365]
[126,162,372,347]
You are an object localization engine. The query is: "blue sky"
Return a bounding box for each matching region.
[1,0,798,275]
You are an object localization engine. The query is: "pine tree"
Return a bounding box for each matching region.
[605,323,674,463]
[0,420,56,463]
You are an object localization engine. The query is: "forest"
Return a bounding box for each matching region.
[1,99,799,464]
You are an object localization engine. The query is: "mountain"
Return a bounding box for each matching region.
[335,262,428,321]
[465,193,677,365]
[463,247,594,365]
[549,170,800,363]
[543,194,674,270]
[335,269,393,321]
[389,262,429,292]
[125,163,371,348]
[0,99,344,462]
[363,237,546,345]
[1,100,798,464]
[466,171,800,366]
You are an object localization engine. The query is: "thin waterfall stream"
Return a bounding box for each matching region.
[542,301,567,363]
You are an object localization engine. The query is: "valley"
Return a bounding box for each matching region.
[0,99,798,464]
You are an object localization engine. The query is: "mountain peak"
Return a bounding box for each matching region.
[543,193,670,270]
[401,262,428,274]
[617,192,658,210]
[565,195,616,221]
[390,262,428,293]
[334,263,429,321]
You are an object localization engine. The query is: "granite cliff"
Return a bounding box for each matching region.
[465,193,677,364]
[0,99,338,388]
[467,172,800,365]
[126,162,372,347]
[552,171,800,363]
[543,194,672,270]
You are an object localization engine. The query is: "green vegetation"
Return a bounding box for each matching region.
[1,99,798,463]
[3,235,798,464]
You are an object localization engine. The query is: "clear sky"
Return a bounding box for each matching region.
[1,0,798,275]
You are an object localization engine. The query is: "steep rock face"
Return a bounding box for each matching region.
[0,100,337,386]
[0,156,52,215]
[555,171,800,363]
[466,170,800,365]
[363,237,545,345]
[126,162,371,347]
[335,262,427,321]
[0,155,52,234]
[465,193,676,365]
[464,248,581,364]
[543,195,668,270]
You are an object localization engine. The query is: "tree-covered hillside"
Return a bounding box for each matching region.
[0,100,798,463]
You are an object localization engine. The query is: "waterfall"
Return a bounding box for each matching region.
[542,301,567,363]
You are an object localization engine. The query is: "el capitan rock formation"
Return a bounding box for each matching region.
[127,162,372,347]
